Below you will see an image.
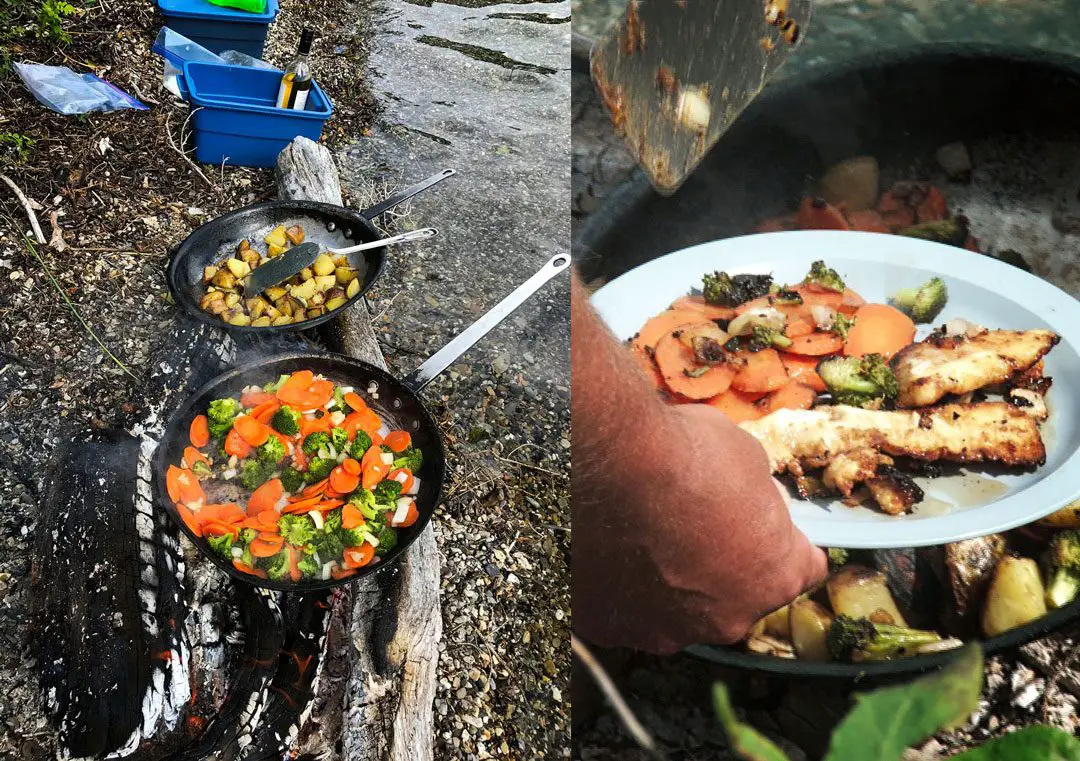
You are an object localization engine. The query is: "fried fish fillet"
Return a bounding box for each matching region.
[891,329,1059,408]
[739,402,1045,475]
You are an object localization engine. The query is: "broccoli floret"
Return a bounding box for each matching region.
[302,432,332,457]
[331,427,349,453]
[341,526,373,548]
[310,510,346,560]
[702,271,774,307]
[749,324,792,351]
[191,460,212,478]
[771,287,803,306]
[1043,530,1080,609]
[297,553,321,578]
[892,277,948,323]
[239,528,257,545]
[826,615,941,662]
[257,435,287,464]
[374,480,403,504]
[392,447,423,474]
[305,457,335,482]
[280,466,305,494]
[817,354,898,409]
[802,260,845,293]
[827,548,849,571]
[348,488,379,520]
[898,217,968,247]
[241,458,275,490]
[262,549,291,582]
[349,430,373,460]
[263,374,290,393]
[271,405,302,436]
[830,312,854,340]
[374,524,398,556]
[207,398,243,439]
[206,533,234,559]
[278,514,317,546]
[322,508,343,534]
[332,385,347,410]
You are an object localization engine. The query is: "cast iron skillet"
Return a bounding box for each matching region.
[167,169,455,334]
[573,43,1080,676]
[152,254,570,591]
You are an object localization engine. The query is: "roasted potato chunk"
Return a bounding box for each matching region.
[826,565,907,627]
[223,292,241,309]
[790,598,833,662]
[264,225,288,249]
[247,297,270,319]
[240,247,261,268]
[306,306,326,319]
[336,266,358,285]
[224,311,251,326]
[212,269,237,289]
[982,556,1047,637]
[290,279,318,302]
[313,253,336,277]
[267,243,287,258]
[237,238,252,253]
[199,290,224,310]
[346,278,361,298]
[299,266,314,282]
[314,274,337,292]
[325,296,348,312]
[225,258,251,279]
[203,265,219,284]
[265,285,287,302]
[285,225,305,244]
[251,316,272,327]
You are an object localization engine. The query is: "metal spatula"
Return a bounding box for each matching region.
[590,0,812,196]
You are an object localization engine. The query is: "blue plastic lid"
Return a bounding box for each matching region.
[157,0,278,23]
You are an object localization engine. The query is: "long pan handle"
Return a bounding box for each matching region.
[402,254,571,392]
[360,169,456,220]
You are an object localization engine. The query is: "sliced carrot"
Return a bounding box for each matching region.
[360,445,384,472]
[306,379,335,408]
[331,566,357,579]
[233,560,262,576]
[916,186,948,222]
[252,401,280,425]
[779,352,827,392]
[877,189,916,230]
[653,330,736,400]
[785,315,815,338]
[753,215,796,233]
[388,467,415,494]
[166,465,185,503]
[301,478,330,497]
[173,468,205,506]
[760,382,818,415]
[343,543,375,568]
[843,303,915,360]
[189,415,210,448]
[202,502,246,524]
[670,294,737,321]
[177,503,202,537]
[250,535,284,558]
[732,349,789,394]
[342,458,362,476]
[384,430,412,453]
[288,547,302,582]
[316,499,344,512]
[258,510,281,528]
[184,446,210,470]
[793,284,845,310]
[283,495,324,514]
[706,388,765,424]
[278,370,314,398]
[839,288,866,316]
[343,392,368,412]
[631,309,703,353]
[846,209,890,233]
[233,415,271,447]
[388,499,419,528]
[329,466,360,494]
[795,197,850,230]
[248,478,283,516]
[299,414,334,438]
[241,390,277,408]
[342,503,365,530]
[225,428,253,458]
[362,461,389,490]
[786,332,845,356]
[203,519,240,538]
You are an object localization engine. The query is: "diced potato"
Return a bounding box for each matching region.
[790,598,833,661]
[982,556,1047,637]
[761,606,791,639]
[207,299,229,316]
[265,285,287,302]
[247,297,270,318]
[315,274,337,292]
[335,267,358,285]
[265,305,282,320]
[224,292,241,308]
[333,255,349,267]
[203,265,219,284]
[325,296,348,312]
[1039,500,1080,529]
[306,306,326,319]
[267,243,287,258]
[325,286,346,301]
[238,239,252,253]
[251,316,272,327]
[285,224,305,244]
[308,291,325,307]
[199,291,224,311]
[346,279,361,298]
[313,253,336,277]
[299,267,314,282]
[240,248,261,267]
[264,225,288,249]
[225,311,251,326]
[225,258,251,279]
[272,315,293,326]
[826,565,907,627]
[745,634,795,658]
[290,279,318,302]
[274,297,294,316]
[212,269,237,289]
[818,156,879,212]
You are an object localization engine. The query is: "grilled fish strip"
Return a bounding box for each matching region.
[891,329,1059,408]
[739,402,1046,474]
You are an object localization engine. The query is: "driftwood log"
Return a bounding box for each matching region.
[276,136,442,761]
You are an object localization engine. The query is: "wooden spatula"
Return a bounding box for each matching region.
[590,0,812,196]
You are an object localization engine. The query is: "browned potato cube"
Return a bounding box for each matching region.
[272,315,293,326]
[251,316,272,327]
[264,285,287,302]
[212,269,237,289]
[223,292,241,309]
[346,279,361,298]
[285,225,305,244]
[203,265,219,284]
[308,291,326,307]
[247,297,270,318]
[208,299,229,316]
[325,296,348,312]
[335,267,358,286]
[199,290,224,311]
[299,267,314,282]
[306,306,326,319]
[240,247,261,268]
[238,239,252,253]
[274,297,294,316]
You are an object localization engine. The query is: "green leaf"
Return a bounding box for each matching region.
[824,642,983,761]
[713,682,790,761]
[950,725,1080,761]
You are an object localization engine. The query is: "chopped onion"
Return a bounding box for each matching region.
[339,386,354,395]
[274,495,289,512]
[231,547,243,559]
[222,468,237,480]
[392,497,412,526]
[393,471,409,484]
[321,562,333,580]
[362,531,379,547]
[810,304,836,330]
[945,318,985,338]
[228,455,238,468]
[330,411,346,426]
[310,511,324,530]
[377,424,390,439]
[727,307,785,337]
[405,477,420,496]
[336,450,348,463]
[318,446,331,459]
[381,452,395,466]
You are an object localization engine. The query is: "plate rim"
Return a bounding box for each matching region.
[591,230,1080,548]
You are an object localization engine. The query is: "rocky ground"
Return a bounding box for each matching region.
[0,0,569,757]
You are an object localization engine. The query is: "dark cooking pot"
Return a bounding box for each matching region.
[574,43,1080,676]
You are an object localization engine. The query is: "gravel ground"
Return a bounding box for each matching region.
[0,0,569,757]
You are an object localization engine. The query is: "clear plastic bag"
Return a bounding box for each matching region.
[14,62,148,114]
[219,50,277,70]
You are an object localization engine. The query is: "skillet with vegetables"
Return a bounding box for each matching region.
[630,255,1060,517]
[166,369,424,583]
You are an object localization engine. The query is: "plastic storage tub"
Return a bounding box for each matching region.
[182,61,333,168]
[157,0,279,58]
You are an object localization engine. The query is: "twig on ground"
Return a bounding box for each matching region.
[495,455,562,477]
[21,236,138,380]
[1,174,47,244]
[165,110,214,188]
[1042,639,1080,722]
[571,634,665,760]
[48,211,68,252]
[369,289,403,324]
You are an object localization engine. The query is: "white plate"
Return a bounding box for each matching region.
[591,230,1080,548]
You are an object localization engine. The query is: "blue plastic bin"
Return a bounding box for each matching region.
[182,61,333,168]
[157,0,279,58]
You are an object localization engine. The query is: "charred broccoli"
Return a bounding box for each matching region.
[393,447,423,474]
[892,277,948,323]
[207,398,242,439]
[827,548,850,571]
[830,312,854,340]
[257,435,286,464]
[802,260,845,293]
[349,430,373,460]
[278,514,317,547]
[702,271,774,307]
[271,405,302,436]
[750,324,792,351]
[240,458,274,490]
[1044,530,1080,609]
[302,431,332,457]
[771,287,803,306]
[816,354,898,408]
[826,615,942,661]
[280,466,305,493]
[898,217,968,247]
[305,456,335,482]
